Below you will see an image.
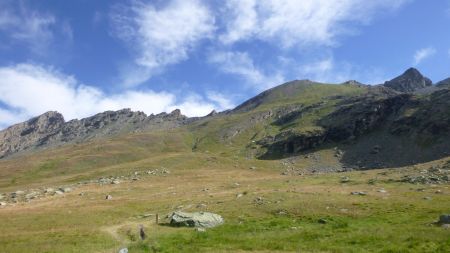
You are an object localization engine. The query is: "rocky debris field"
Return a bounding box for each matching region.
[399,162,450,185]
[0,168,170,206]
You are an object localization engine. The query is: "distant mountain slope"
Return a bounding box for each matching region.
[0,109,190,158]
[1,68,449,168]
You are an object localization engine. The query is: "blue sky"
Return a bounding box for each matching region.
[0,0,449,128]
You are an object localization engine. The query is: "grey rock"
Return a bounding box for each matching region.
[0,202,6,206]
[105,195,113,200]
[59,187,72,193]
[195,227,206,232]
[351,191,367,196]
[318,218,327,224]
[118,248,128,253]
[439,214,450,224]
[44,188,55,194]
[340,176,350,183]
[383,68,432,92]
[169,211,224,228]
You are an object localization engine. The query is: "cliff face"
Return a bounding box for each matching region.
[0,109,189,158]
[383,68,432,92]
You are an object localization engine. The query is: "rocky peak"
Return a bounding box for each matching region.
[207,110,217,117]
[383,68,432,92]
[0,108,192,159]
[169,109,182,117]
[436,77,450,87]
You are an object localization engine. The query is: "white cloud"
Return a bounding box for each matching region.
[0,1,59,54]
[413,47,436,65]
[220,0,409,48]
[208,51,284,90]
[206,92,235,110]
[110,0,216,86]
[0,64,230,128]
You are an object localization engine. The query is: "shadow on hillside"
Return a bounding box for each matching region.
[258,132,450,170]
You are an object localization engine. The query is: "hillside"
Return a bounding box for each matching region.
[0,68,449,252]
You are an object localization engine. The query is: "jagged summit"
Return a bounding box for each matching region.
[0,108,190,158]
[383,67,432,92]
[436,77,450,87]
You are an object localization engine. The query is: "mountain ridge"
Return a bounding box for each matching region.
[1,67,449,161]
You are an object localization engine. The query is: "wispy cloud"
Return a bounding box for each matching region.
[413,47,436,65]
[0,63,230,128]
[208,51,285,90]
[0,1,69,54]
[219,0,409,48]
[110,0,216,87]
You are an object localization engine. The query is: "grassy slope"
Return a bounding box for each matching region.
[0,83,449,252]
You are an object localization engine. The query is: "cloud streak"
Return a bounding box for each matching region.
[219,0,409,48]
[0,1,68,54]
[110,0,216,86]
[413,47,436,65]
[208,51,284,90]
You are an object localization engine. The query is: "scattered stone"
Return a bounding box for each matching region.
[196,203,207,209]
[438,214,450,224]
[111,180,120,185]
[45,188,55,194]
[195,227,206,232]
[377,189,387,193]
[54,190,64,195]
[25,192,39,200]
[400,165,450,185]
[435,190,442,194]
[118,248,128,253]
[442,224,450,229]
[423,196,432,200]
[105,195,113,200]
[169,211,224,228]
[249,166,256,170]
[351,191,367,196]
[340,176,350,183]
[0,202,6,206]
[236,193,244,199]
[318,218,327,224]
[254,196,264,205]
[59,187,72,193]
[0,194,4,200]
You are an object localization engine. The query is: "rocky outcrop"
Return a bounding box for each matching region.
[0,109,190,158]
[0,111,65,158]
[383,68,432,92]
[169,211,224,228]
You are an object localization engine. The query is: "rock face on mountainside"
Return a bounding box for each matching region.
[383,68,432,92]
[436,78,450,88]
[0,109,190,158]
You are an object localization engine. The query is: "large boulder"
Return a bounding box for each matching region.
[169,211,224,228]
